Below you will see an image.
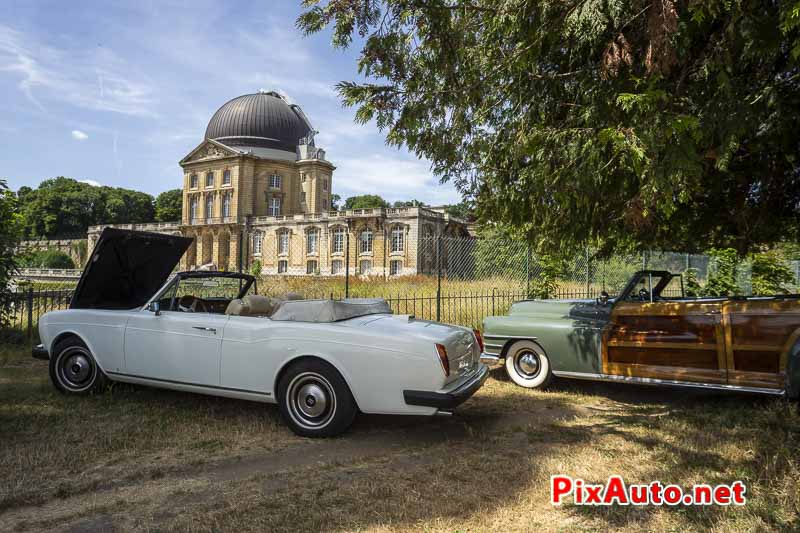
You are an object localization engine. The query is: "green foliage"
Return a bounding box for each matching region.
[703,248,741,297]
[0,179,22,327]
[21,248,76,269]
[528,254,568,299]
[300,1,800,255]
[249,259,263,278]
[444,200,475,222]
[751,251,796,295]
[70,240,88,267]
[342,194,390,210]
[154,189,183,222]
[683,268,702,297]
[330,194,342,210]
[17,177,155,238]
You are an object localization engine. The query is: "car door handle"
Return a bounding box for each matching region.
[192,326,217,334]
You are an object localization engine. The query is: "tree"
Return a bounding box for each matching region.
[444,200,475,222]
[330,193,342,210]
[0,179,21,327]
[16,178,155,238]
[155,189,183,222]
[299,1,800,255]
[751,250,796,295]
[342,194,390,210]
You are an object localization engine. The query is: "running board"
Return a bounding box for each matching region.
[552,371,786,396]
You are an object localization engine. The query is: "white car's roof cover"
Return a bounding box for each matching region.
[270,298,391,323]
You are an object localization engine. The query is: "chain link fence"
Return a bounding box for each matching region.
[4,235,797,343]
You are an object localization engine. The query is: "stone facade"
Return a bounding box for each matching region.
[85,91,469,276]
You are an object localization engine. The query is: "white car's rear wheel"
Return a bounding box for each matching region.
[277,359,357,438]
[505,340,552,389]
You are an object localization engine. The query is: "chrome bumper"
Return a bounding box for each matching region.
[479,353,500,364]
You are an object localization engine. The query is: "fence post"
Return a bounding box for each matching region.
[585,246,591,297]
[345,229,350,298]
[492,287,496,316]
[526,243,531,296]
[26,287,34,340]
[436,235,442,322]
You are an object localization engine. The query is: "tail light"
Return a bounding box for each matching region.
[435,343,450,376]
[473,329,485,353]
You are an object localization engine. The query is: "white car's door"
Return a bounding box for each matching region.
[124,310,229,386]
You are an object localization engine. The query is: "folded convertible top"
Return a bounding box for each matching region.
[270,298,391,323]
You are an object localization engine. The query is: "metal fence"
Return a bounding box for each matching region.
[4,235,798,343]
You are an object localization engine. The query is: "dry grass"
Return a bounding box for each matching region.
[1,345,798,532]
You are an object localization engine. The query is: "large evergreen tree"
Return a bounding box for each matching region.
[299,1,800,254]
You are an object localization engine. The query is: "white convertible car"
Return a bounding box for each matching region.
[33,229,492,437]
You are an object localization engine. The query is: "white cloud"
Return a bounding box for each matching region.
[79,179,101,186]
[71,129,88,140]
[0,24,157,117]
[334,154,462,205]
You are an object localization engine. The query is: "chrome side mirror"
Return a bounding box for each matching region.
[147,301,161,316]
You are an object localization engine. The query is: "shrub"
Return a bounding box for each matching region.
[21,248,75,269]
[703,248,741,297]
[684,268,702,297]
[751,250,796,295]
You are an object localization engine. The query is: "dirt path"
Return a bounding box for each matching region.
[1,400,590,532]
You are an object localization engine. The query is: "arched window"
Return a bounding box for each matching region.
[332,226,345,254]
[391,226,404,253]
[359,229,373,254]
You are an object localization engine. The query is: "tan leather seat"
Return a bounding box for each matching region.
[243,294,281,316]
[225,299,248,316]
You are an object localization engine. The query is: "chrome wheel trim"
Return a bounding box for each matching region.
[286,372,336,430]
[514,349,541,379]
[56,346,98,392]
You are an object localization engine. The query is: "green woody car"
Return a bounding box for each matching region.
[482,270,800,397]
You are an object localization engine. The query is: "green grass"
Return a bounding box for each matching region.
[1,343,798,532]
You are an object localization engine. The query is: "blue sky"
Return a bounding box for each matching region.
[0,0,461,205]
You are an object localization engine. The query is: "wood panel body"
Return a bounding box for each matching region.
[602,298,800,390]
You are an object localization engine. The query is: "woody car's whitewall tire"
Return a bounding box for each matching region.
[505,340,552,389]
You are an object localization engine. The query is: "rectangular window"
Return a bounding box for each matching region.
[360,230,373,254]
[222,193,232,217]
[223,170,231,184]
[306,230,318,254]
[390,260,402,276]
[190,174,198,189]
[322,179,328,191]
[253,232,262,255]
[332,228,345,254]
[359,259,372,274]
[322,198,327,209]
[300,173,306,182]
[206,172,214,187]
[269,174,282,189]
[205,195,214,220]
[278,231,289,255]
[306,260,318,274]
[331,259,343,275]
[189,196,198,220]
[278,260,288,274]
[391,227,404,253]
[269,197,281,216]
[301,191,306,203]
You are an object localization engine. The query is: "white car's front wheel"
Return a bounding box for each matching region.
[504,340,553,389]
[277,359,357,438]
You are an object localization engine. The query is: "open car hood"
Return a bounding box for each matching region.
[70,228,192,310]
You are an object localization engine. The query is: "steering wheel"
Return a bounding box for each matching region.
[178,295,208,313]
[638,288,650,302]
